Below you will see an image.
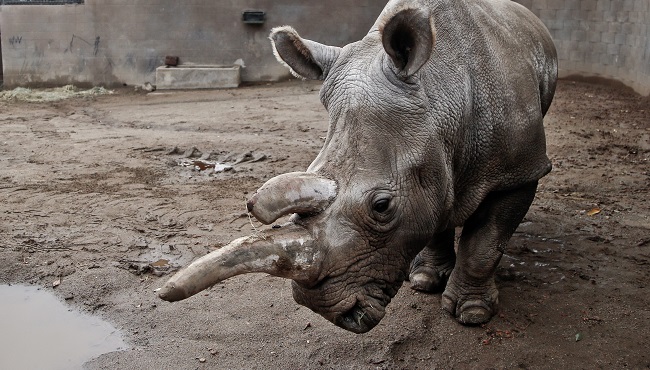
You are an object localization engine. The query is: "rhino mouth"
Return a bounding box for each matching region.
[335,296,386,333]
[294,279,399,333]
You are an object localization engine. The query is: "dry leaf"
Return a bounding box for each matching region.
[587,208,601,216]
[150,259,170,267]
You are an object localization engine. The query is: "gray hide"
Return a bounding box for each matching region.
[160,0,557,334]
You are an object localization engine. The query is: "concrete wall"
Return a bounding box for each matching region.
[0,0,386,88]
[2,0,649,95]
[0,6,3,85]
[514,0,650,95]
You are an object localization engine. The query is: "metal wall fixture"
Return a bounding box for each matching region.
[242,10,266,24]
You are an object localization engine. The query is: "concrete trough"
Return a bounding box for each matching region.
[156,65,241,89]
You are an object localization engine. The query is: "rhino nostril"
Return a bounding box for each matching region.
[341,302,366,326]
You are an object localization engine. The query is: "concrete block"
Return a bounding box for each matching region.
[588,31,602,43]
[156,65,241,89]
[573,9,588,20]
[616,11,630,22]
[540,9,557,20]
[531,1,547,11]
[622,22,636,34]
[548,0,565,10]
[615,33,626,45]
[563,18,581,30]
[571,29,587,41]
[588,10,604,21]
[593,22,609,32]
[596,0,610,12]
[552,27,573,41]
[565,0,581,10]
[556,8,573,19]
[603,11,616,21]
[622,0,635,11]
[544,18,563,30]
[609,22,623,32]
[606,43,620,55]
[591,42,607,54]
[581,0,597,11]
[633,0,649,12]
[600,53,614,66]
[569,50,586,62]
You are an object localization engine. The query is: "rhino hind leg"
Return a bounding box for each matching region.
[441,181,539,325]
[409,228,456,292]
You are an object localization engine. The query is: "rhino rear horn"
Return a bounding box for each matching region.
[379,5,436,77]
[247,172,337,225]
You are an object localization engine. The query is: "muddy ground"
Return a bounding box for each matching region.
[0,80,648,369]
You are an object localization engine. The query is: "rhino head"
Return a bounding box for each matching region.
[160,0,556,333]
[159,4,442,334]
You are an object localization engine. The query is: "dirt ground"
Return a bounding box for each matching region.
[0,79,648,369]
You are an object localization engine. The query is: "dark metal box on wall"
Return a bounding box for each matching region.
[242,10,266,24]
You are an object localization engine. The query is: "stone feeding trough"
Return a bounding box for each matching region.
[155,64,241,89]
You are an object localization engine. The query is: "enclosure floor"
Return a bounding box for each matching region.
[0,80,648,369]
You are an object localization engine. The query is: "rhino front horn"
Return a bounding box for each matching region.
[159,223,320,302]
[247,172,337,225]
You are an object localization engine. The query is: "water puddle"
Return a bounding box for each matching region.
[0,284,127,370]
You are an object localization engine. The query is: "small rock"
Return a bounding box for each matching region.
[142,82,156,92]
[183,146,203,158]
[166,146,181,155]
[199,358,206,363]
[233,151,254,164]
[214,163,233,173]
[183,147,202,158]
[133,239,149,249]
[251,153,267,162]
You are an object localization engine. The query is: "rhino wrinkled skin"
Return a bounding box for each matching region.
[160,0,557,334]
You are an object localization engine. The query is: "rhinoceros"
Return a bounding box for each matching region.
[159,0,557,333]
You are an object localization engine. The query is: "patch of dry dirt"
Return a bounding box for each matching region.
[0,80,648,369]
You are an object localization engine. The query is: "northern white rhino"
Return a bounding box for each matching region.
[160,0,557,333]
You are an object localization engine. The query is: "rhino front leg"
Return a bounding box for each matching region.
[442,181,538,325]
[409,228,456,292]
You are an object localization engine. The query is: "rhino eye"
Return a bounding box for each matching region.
[373,199,391,213]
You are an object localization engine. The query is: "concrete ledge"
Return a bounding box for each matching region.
[156,65,241,89]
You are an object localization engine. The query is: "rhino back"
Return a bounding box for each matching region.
[416,0,556,223]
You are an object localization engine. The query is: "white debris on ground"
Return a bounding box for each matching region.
[177,158,234,173]
[0,85,114,102]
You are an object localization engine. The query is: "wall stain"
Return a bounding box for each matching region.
[9,36,22,46]
[64,34,101,55]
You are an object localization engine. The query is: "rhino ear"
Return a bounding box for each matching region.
[270,26,342,80]
[380,7,436,78]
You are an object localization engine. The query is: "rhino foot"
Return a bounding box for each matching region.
[409,229,456,292]
[409,261,453,292]
[440,279,499,325]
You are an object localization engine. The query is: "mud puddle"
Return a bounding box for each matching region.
[0,284,127,370]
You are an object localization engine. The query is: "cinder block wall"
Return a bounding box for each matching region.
[1,0,649,94]
[514,0,650,95]
[0,0,386,88]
